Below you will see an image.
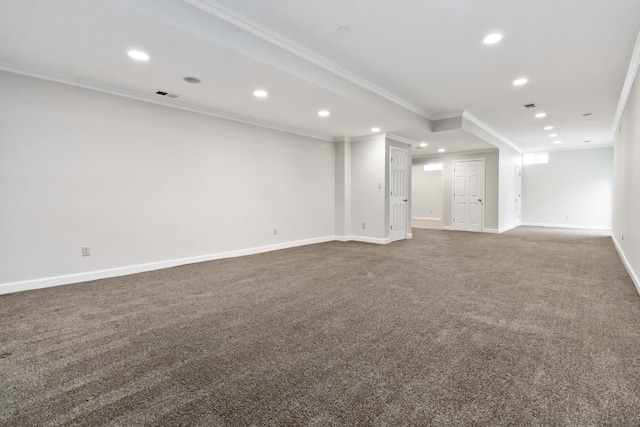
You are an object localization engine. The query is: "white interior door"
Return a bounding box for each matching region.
[515,165,522,224]
[453,160,484,232]
[390,147,408,242]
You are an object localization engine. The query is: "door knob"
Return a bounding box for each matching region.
[403,199,408,202]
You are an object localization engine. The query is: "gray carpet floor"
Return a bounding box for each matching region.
[1,227,639,426]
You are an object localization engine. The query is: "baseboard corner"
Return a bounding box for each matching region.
[611,235,640,296]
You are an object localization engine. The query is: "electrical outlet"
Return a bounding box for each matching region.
[565,216,569,220]
[362,222,366,230]
[378,183,382,189]
[273,228,278,235]
[82,246,90,257]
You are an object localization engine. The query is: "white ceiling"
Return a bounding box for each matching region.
[1,0,639,154]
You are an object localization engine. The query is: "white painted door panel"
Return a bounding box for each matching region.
[390,147,408,242]
[453,160,484,232]
[515,165,522,224]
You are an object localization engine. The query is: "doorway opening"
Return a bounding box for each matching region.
[411,162,443,230]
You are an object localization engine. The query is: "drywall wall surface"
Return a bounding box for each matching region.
[334,138,352,237]
[0,71,335,284]
[498,146,523,230]
[522,147,613,228]
[411,165,442,219]
[613,64,640,290]
[350,135,386,239]
[412,150,499,230]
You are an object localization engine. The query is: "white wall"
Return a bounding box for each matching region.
[0,71,335,288]
[350,135,386,240]
[413,150,499,230]
[334,139,351,237]
[498,146,523,231]
[613,58,640,293]
[411,165,442,219]
[522,147,613,229]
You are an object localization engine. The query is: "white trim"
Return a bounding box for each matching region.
[412,148,498,162]
[441,226,454,231]
[483,228,499,234]
[462,111,523,153]
[407,233,413,239]
[335,235,391,245]
[499,224,517,234]
[347,133,386,143]
[522,142,614,154]
[412,216,442,221]
[612,29,640,133]
[183,0,434,120]
[611,236,640,296]
[521,222,612,231]
[386,133,417,146]
[0,236,338,295]
[0,63,335,142]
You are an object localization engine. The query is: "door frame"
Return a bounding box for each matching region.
[515,165,522,226]
[389,146,410,242]
[451,158,486,232]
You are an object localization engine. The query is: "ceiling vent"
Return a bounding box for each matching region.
[156,90,179,99]
[523,103,536,109]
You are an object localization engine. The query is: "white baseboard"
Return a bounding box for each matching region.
[499,224,517,234]
[611,236,640,296]
[483,228,499,234]
[0,236,336,295]
[412,217,442,221]
[407,233,413,239]
[441,226,453,231]
[337,235,391,245]
[521,222,612,232]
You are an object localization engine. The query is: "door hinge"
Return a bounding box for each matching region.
[390,225,393,229]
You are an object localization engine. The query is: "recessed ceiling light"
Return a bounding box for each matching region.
[337,26,351,35]
[513,78,528,86]
[371,127,381,132]
[318,110,330,117]
[483,33,503,44]
[535,113,547,118]
[549,133,558,137]
[420,142,428,147]
[582,113,593,116]
[183,77,201,84]
[554,140,562,144]
[438,148,446,152]
[544,126,554,130]
[127,50,149,61]
[584,140,591,143]
[253,90,268,98]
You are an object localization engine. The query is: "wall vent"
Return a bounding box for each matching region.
[156,91,179,99]
[523,103,536,109]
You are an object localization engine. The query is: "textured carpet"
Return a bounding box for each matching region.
[1,227,639,426]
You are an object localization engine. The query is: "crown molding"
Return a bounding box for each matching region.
[522,142,613,154]
[462,111,523,153]
[612,28,640,132]
[0,63,335,142]
[182,0,435,120]
[386,133,417,146]
[346,134,385,143]
[411,148,498,162]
